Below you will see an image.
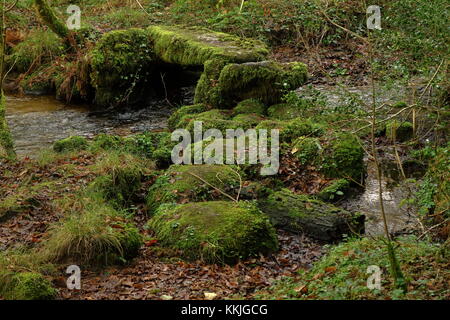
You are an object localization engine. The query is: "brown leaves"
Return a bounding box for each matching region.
[58,231,324,300]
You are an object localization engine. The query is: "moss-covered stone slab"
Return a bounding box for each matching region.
[258,189,365,241]
[147,164,243,213]
[195,60,308,108]
[146,201,278,264]
[147,25,269,66]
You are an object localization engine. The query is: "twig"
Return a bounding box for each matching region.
[188,172,238,203]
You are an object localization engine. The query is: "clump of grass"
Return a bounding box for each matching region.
[89,151,152,208]
[8,29,65,73]
[38,197,142,266]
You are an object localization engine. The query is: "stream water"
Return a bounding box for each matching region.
[5,95,173,156]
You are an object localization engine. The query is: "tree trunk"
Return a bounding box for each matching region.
[33,0,69,39]
[0,1,16,159]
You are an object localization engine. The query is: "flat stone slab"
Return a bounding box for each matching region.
[147,25,269,66]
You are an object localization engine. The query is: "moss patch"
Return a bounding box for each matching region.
[53,136,88,153]
[147,164,243,213]
[321,132,365,182]
[90,28,156,107]
[233,99,267,116]
[0,272,57,300]
[317,179,351,202]
[146,201,278,264]
[256,236,450,300]
[168,104,210,130]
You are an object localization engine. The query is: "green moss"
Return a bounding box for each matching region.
[254,118,325,143]
[268,103,304,120]
[282,118,325,143]
[321,132,365,181]
[232,113,265,129]
[292,137,321,165]
[417,145,449,232]
[53,136,88,153]
[233,99,267,116]
[255,120,287,131]
[147,164,243,213]
[33,0,69,39]
[0,94,15,159]
[89,134,123,152]
[168,104,210,130]
[146,201,278,264]
[90,28,156,107]
[147,25,268,66]
[195,61,308,108]
[258,189,364,241]
[386,120,414,142]
[1,272,57,300]
[317,179,351,202]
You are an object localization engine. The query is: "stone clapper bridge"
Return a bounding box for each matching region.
[89,25,307,109]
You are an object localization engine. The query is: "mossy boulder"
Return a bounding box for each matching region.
[146,201,278,264]
[233,99,267,116]
[195,61,307,108]
[147,164,243,213]
[258,189,365,241]
[386,120,414,142]
[292,137,322,165]
[321,132,365,181]
[282,118,325,141]
[0,272,57,300]
[53,136,88,153]
[168,104,210,130]
[90,28,156,107]
[317,179,351,202]
[147,25,268,66]
[255,118,325,143]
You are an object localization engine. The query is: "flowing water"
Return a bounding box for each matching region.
[5,95,173,157]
